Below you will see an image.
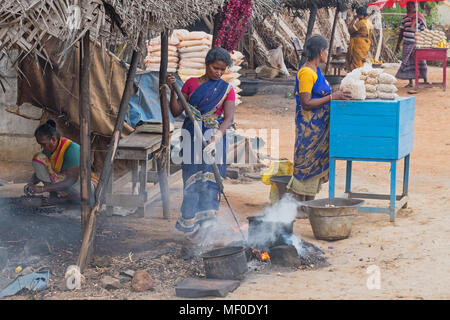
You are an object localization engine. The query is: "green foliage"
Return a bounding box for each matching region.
[381,2,442,60]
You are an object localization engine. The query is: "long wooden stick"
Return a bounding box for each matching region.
[325,8,339,75]
[300,4,318,66]
[77,34,143,272]
[79,30,92,237]
[157,30,170,219]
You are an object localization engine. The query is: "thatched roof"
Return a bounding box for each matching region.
[281,0,368,11]
[0,0,224,66]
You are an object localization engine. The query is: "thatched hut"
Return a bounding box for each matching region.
[0,0,233,271]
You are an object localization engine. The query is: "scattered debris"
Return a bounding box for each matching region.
[120,269,135,278]
[101,275,123,290]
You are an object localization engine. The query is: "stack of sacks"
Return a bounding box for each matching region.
[415,29,447,48]
[361,68,382,99]
[223,51,245,106]
[360,67,398,100]
[377,73,398,100]
[144,33,180,72]
[176,30,212,82]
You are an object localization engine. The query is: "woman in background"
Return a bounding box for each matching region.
[395,1,428,88]
[347,6,374,71]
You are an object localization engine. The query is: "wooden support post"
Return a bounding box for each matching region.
[248,23,255,70]
[300,4,318,66]
[212,10,221,47]
[77,33,143,272]
[158,30,170,219]
[79,30,92,239]
[325,8,340,75]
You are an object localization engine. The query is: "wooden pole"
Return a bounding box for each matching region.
[157,30,170,219]
[212,10,221,47]
[77,33,143,272]
[300,4,318,66]
[248,23,255,70]
[79,30,92,237]
[325,8,340,75]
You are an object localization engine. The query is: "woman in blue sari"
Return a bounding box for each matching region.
[167,47,235,243]
[287,35,350,218]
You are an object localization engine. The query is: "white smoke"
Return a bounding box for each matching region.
[248,194,306,255]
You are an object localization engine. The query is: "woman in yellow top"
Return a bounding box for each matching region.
[346,6,374,71]
[287,35,350,218]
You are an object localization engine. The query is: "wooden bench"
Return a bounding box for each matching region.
[104,128,182,217]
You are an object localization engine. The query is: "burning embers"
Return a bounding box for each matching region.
[251,249,270,262]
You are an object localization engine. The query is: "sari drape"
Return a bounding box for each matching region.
[292,66,331,184]
[175,79,232,233]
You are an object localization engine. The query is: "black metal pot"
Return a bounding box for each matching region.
[239,77,260,96]
[201,246,248,280]
[247,216,294,250]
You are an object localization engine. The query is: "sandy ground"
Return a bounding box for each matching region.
[0,64,449,300]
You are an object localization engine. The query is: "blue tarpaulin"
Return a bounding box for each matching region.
[0,270,50,298]
[125,71,184,128]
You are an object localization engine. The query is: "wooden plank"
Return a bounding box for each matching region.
[115,149,148,160]
[331,122,397,138]
[118,132,163,150]
[330,135,396,159]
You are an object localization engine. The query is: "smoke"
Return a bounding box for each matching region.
[247,194,306,255]
[262,193,299,223]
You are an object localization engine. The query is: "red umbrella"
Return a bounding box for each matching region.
[368,0,445,30]
[369,0,444,10]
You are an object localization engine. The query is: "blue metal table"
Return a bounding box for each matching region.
[328,97,415,222]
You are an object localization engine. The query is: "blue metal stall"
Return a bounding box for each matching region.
[328,97,415,221]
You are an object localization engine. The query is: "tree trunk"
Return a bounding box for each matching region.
[77,34,143,272]
[158,30,170,219]
[79,30,92,245]
[300,4,318,66]
[325,8,340,75]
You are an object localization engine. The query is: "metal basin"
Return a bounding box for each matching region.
[302,198,364,241]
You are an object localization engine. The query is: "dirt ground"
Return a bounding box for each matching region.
[0,64,449,300]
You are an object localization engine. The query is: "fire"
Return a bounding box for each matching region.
[261,251,270,261]
[252,249,270,262]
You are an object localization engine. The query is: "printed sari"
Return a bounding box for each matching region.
[32,137,97,197]
[290,65,331,193]
[347,18,373,71]
[175,78,232,233]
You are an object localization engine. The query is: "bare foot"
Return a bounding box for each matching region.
[404,83,413,88]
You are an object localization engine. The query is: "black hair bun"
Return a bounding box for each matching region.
[46,119,57,128]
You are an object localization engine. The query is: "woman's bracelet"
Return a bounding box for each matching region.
[329,93,333,102]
